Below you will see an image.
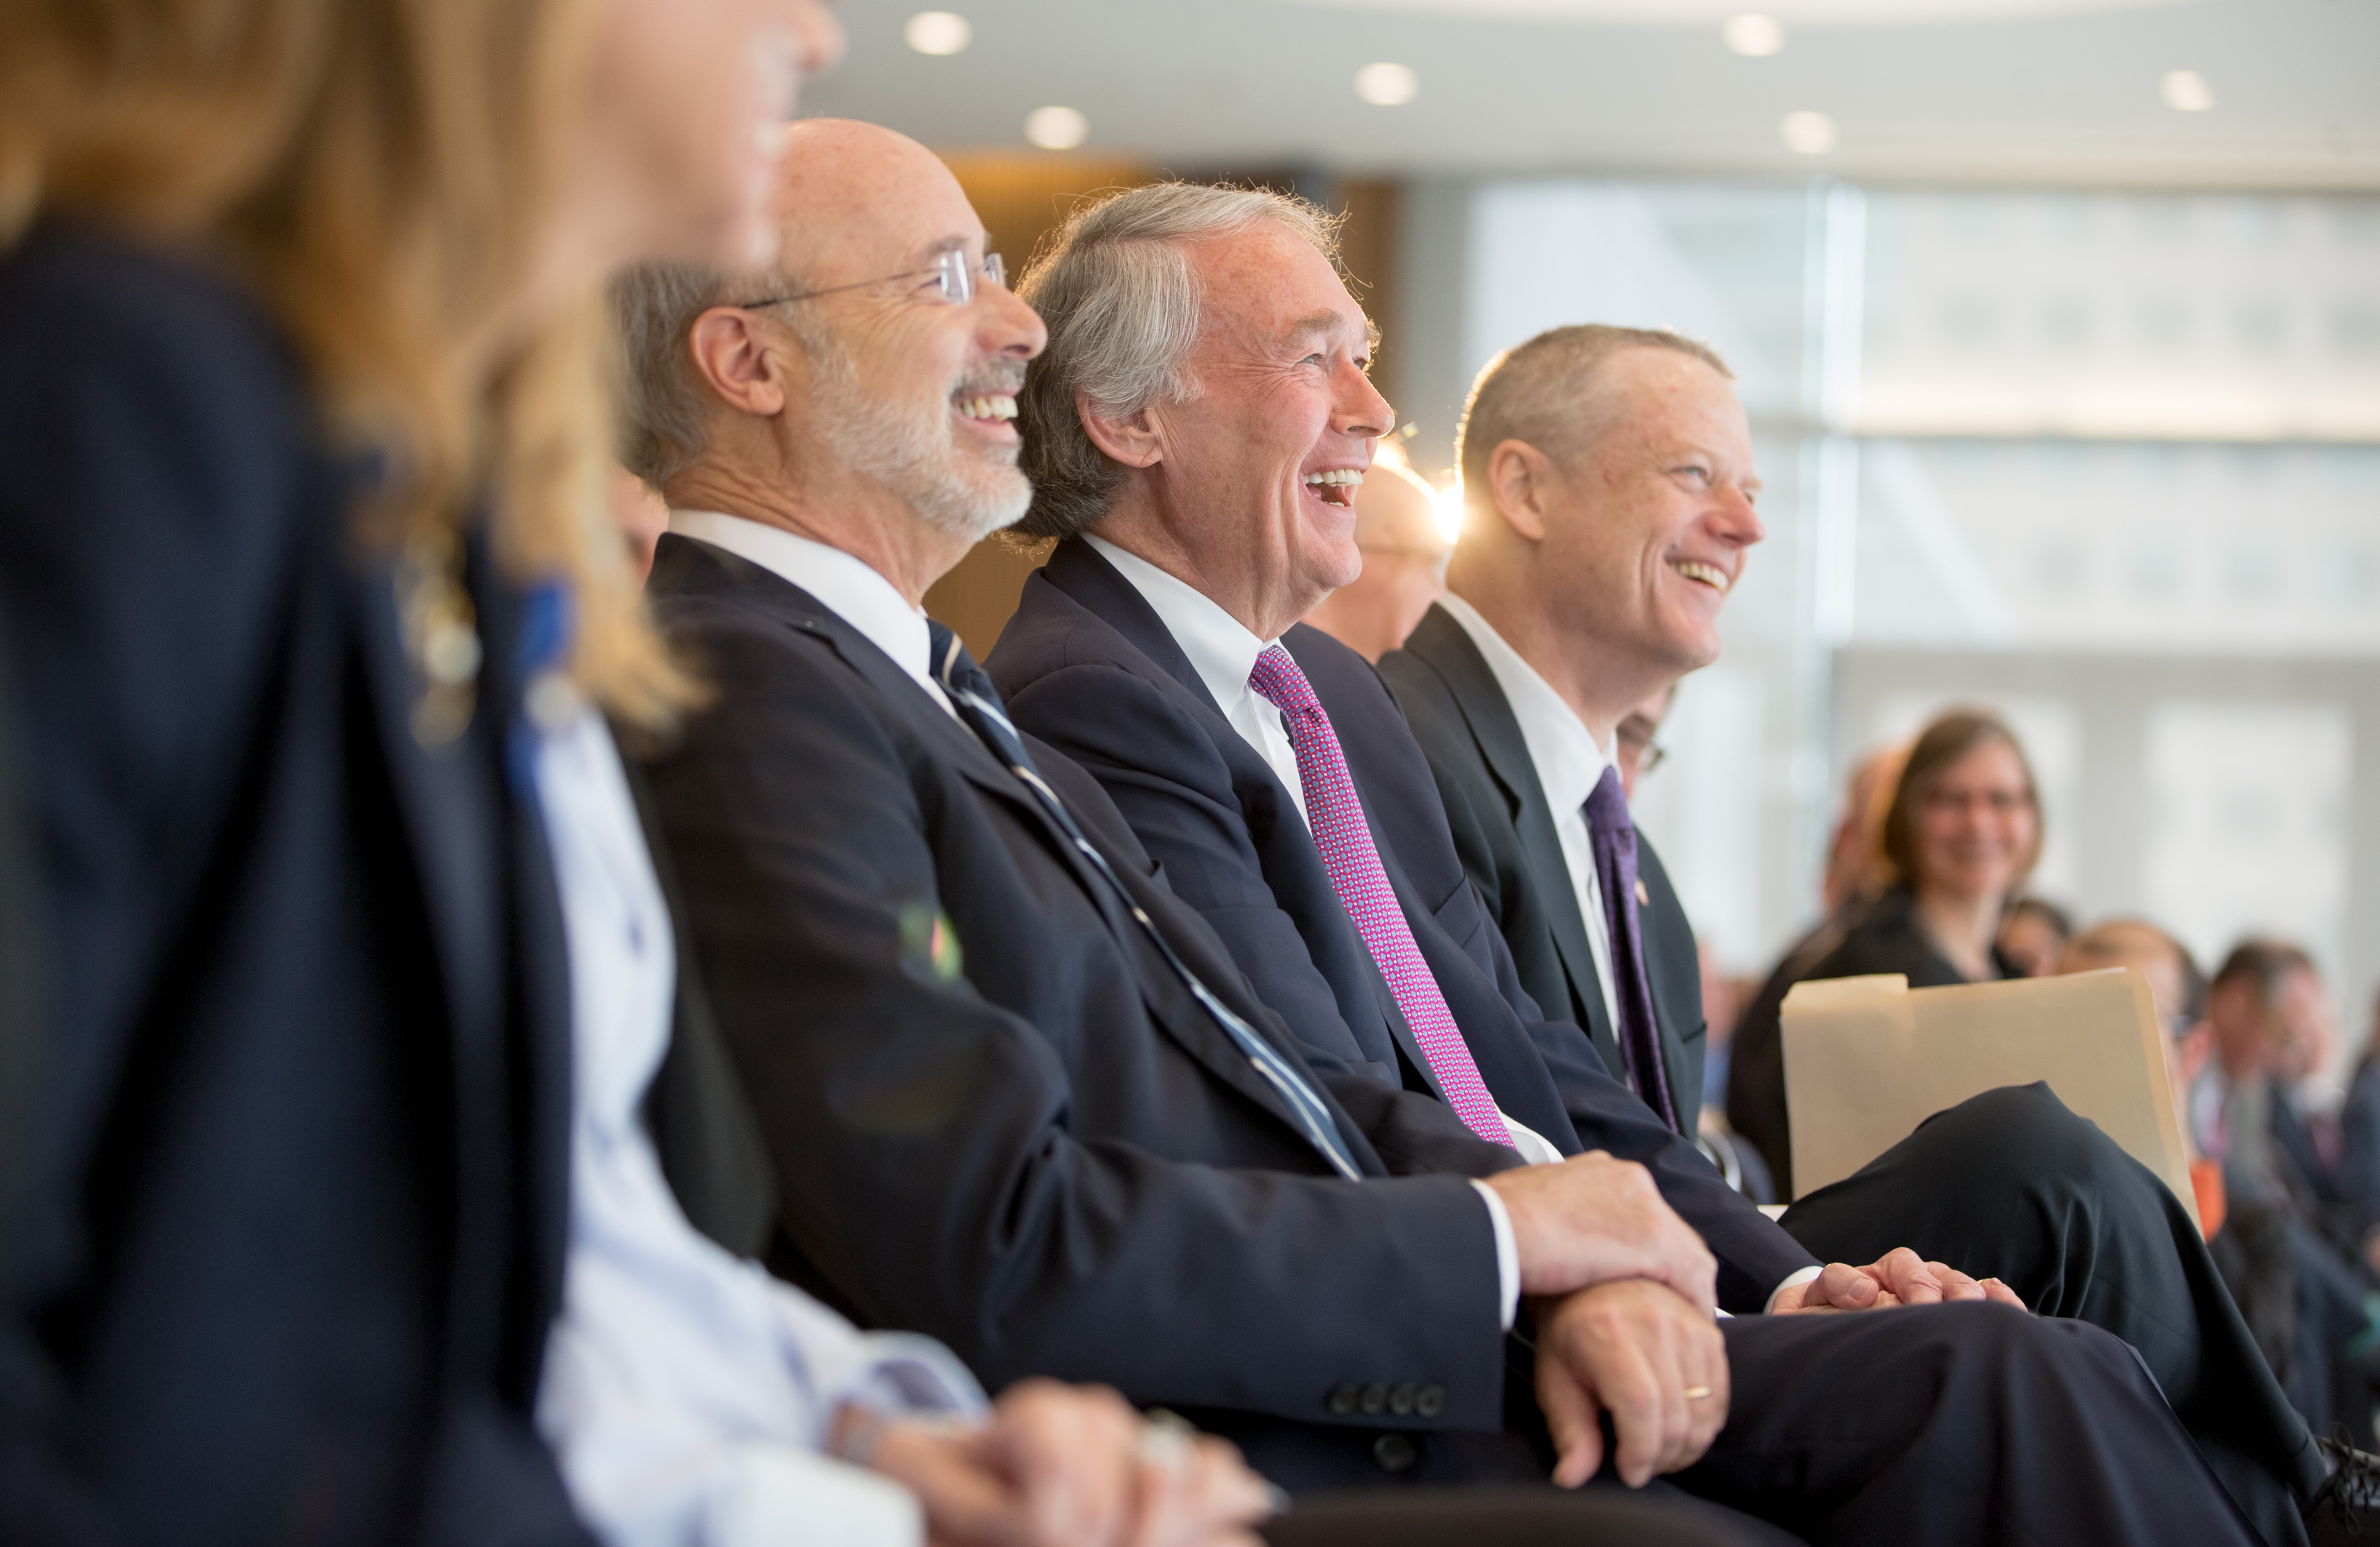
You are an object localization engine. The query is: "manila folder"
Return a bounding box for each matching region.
[1780,967,2197,1230]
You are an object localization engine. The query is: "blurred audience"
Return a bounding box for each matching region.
[1999,895,2075,979]
[1298,445,1450,661]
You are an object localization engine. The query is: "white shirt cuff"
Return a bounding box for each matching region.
[1469,1180,1521,1331]
[706,1446,924,1547]
[1765,1265,1824,1315]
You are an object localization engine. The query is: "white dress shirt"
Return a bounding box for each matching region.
[1432,596,1821,1314]
[672,510,959,720]
[1083,534,1311,828]
[1081,535,1570,1325]
[529,665,983,1546]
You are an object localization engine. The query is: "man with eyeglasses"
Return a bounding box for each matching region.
[620,117,1800,1547]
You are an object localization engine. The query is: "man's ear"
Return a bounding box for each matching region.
[686,306,792,418]
[1483,439,1558,543]
[1077,390,1164,470]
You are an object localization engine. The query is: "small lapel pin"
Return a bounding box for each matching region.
[1634,878,1651,908]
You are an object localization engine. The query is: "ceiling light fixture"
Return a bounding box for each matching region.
[2160,69,2213,112]
[1354,62,1420,106]
[903,11,971,56]
[1023,105,1089,150]
[1722,14,1785,56]
[1780,110,1837,154]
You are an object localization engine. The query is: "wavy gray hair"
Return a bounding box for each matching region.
[610,259,730,489]
[1014,182,1343,541]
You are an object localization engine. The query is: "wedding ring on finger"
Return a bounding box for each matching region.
[1138,1408,1194,1469]
[1682,1386,1714,1400]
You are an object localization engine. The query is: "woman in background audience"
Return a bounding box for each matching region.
[0,2,1272,1545]
[1801,710,2039,991]
[1727,713,2037,1196]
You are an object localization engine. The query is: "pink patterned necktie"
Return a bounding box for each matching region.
[1249,644,1514,1148]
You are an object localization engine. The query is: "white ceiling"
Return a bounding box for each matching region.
[804,0,2380,187]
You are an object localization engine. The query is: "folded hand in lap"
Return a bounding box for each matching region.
[855,1379,1274,1547]
[1486,1150,1718,1314]
[1532,1278,1730,1490]
[1769,1247,2028,1314]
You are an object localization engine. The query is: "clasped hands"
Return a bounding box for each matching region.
[1483,1151,2026,1492]
[839,1379,1273,1547]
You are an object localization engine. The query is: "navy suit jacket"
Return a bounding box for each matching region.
[640,534,1528,1489]
[1379,602,1706,1127]
[985,538,1814,1313]
[0,221,588,1545]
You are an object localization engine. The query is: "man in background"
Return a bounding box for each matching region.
[1299,447,1448,662]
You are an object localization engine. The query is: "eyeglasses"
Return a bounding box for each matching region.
[1616,719,1667,777]
[730,248,1006,311]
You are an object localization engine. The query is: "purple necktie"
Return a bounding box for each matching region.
[1584,766,1681,1133]
[1249,645,1514,1148]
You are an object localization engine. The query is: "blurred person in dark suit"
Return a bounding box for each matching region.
[2067,925,2380,1455]
[0,5,1273,1546]
[1299,445,1450,663]
[619,119,1791,1547]
[2338,989,2380,1258]
[983,185,2328,1546]
[1725,742,1905,1193]
[2206,944,2336,1213]
[1998,895,2074,979]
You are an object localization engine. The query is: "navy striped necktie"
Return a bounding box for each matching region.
[926,622,1362,1182]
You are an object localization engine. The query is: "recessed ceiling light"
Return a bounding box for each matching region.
[2160,69,2213,112]
[1780,110,1837,154]
[1354,62,1420,106]
[903,11,971,56]
[1722,14,1785,56]
[1023,105,1089,150]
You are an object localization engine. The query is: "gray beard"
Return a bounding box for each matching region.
[805,336,1031,543]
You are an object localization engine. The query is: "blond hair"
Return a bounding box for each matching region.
[0,0,688,727]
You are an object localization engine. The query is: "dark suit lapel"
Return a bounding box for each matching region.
[1406,606,1617,1050]
[1041,537,1222,715]
[1047,544,1455,1108]
[665,538,1366,1170]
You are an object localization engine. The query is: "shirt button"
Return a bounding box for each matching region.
[1326,1384,1358,1416]
[1372,1433,1419,1473]
[1389,1383,1416,1416]
[1359,1383,1388,1416]
[1416,1384,1446,1418]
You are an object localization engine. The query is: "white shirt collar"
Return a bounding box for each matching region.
[1083,533,1277,712]
[1434,592,1613,819]
[1082,532,1310,828]
[669,509,954,716]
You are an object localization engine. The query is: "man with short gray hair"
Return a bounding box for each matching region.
[1382,320,2343,1542]
[987,178,2284,1546]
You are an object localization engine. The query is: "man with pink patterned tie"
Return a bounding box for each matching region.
[987,179,2327,1546]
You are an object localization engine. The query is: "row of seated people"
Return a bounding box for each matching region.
[1,3,2370,1541]
[1713,685,2380,1454]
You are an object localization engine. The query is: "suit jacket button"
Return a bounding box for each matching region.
[1372,1433,1418,1473]
[1359,1383,1388,1416]
[1416,1384,1446,1418]
[1327,1384,1358,1416]
[1389,1383,1416,1416]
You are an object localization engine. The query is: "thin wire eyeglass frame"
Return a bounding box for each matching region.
[730,249,1006,310]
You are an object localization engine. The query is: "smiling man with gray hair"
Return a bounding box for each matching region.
[983,178,2294,1546]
